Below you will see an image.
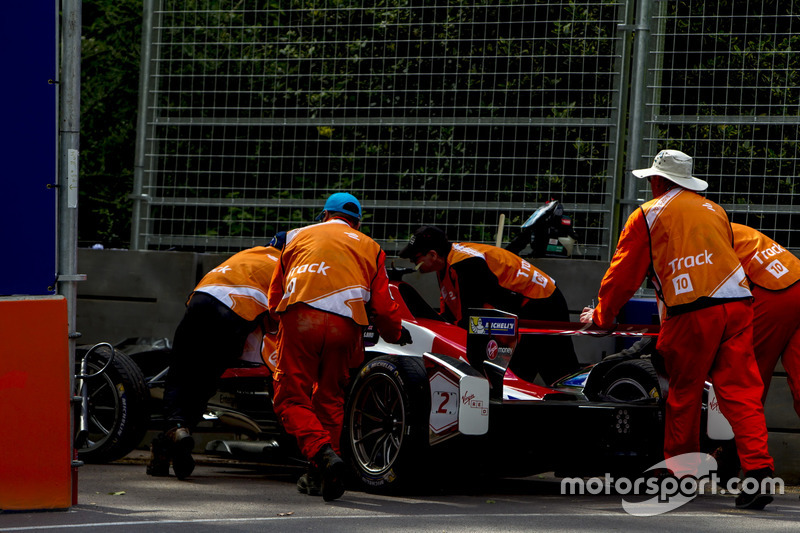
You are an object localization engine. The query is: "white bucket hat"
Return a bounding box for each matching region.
[632,149,708,192]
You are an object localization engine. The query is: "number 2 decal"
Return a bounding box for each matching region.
[435,391,456,415]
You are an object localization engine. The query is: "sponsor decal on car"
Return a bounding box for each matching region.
[461,390,486,415]
[429,372,459,434]
[468,316,516,336]
[486,339,498,360]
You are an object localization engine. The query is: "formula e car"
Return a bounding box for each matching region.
[74,266,735,493]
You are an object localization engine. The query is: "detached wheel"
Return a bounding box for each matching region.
[75,345,150,463]
[343,354,429,493]
[600,359,660,402]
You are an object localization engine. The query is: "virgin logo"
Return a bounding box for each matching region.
[486,340,498,360]
[709,396,721,412]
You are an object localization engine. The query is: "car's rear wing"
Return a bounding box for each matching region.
[466,308,660,391]
[465,309,520,391]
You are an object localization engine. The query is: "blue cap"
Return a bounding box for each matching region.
[315,192,361,221]
[268,231,286,250]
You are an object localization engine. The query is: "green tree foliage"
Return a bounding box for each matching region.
[146,0,621,247]
[656,1,800,208]
[83,1,800,251]
[80,0,141,247]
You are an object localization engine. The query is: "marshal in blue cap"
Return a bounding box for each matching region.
[315,192,362,221]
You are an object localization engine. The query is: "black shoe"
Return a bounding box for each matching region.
[313,444,346,502]
[168,426,195,480]
[297,467,322,496]
[145,433,171,477]
[735,491,773,510]
[734,467,774,510]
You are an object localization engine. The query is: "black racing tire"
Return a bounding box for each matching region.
[343,354,430,494]
[75,345,151,463]
[600,358,661,402]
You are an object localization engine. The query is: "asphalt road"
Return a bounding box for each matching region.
[2,452,800,532]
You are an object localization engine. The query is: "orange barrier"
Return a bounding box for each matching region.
[0,296,71,510]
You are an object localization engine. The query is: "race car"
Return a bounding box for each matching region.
[74,267,736,492]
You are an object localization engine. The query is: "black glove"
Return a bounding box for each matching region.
[396,326,413,346]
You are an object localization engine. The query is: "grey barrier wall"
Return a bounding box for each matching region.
[75,249,615,356]
[76,248,800,482]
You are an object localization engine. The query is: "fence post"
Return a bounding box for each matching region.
[131,0,156,251]
[58,1,82,346]
[623,0,654,224]
[57,0,82,508]
[607,0,638,260]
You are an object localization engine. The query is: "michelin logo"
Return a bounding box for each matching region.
[470,317,487,334]
[469,316,516,336]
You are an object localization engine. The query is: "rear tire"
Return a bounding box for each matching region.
[600,359,661,402]
[75,345,150,463]
[343,354,430,493]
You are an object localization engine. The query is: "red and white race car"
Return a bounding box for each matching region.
[75,267,736,492]
[347,267,736,492]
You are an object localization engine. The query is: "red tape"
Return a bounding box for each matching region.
[517,319,659,337]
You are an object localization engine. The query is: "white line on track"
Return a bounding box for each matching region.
[6,510,797,531]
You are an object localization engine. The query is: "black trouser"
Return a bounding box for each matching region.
[162,292,257,432]
[508,287,581,385]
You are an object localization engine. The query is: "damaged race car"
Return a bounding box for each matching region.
[74,267,736,492]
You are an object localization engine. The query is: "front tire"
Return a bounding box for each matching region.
[75,345,151,463]
[343,354,430,493]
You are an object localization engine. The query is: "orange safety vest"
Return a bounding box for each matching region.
[440,243,556,323]
[268,219,397,328]
[193,246,280,321]
[642,188,751,313]
[732,223,800,291]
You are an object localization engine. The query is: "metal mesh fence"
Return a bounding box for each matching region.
[636,0,800,252]
[133,0,800,257]
[133,0,627,258]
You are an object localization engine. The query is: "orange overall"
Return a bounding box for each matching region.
[438,242,556,325]
[733,223,800,417]
[165,246,280,431]
[269,219,403,458]
[593,189,773,473]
